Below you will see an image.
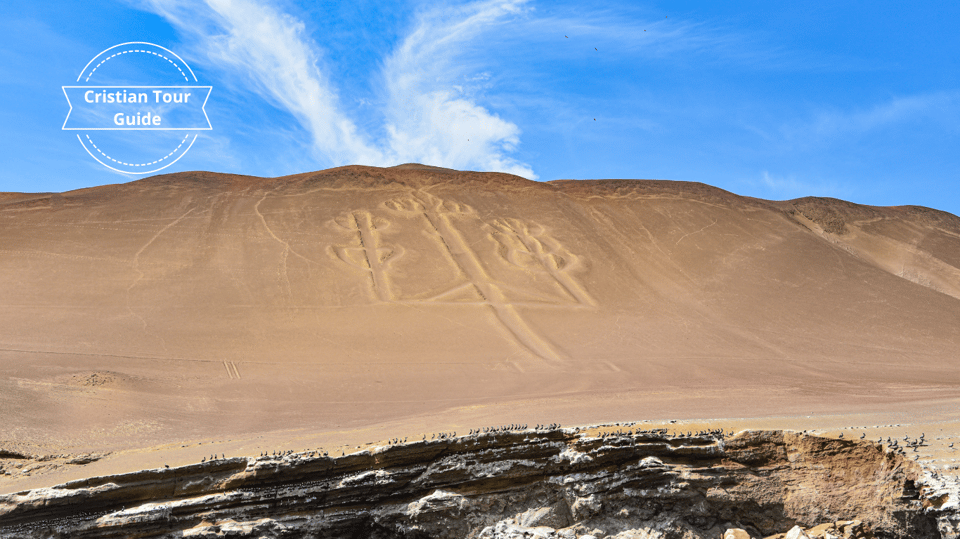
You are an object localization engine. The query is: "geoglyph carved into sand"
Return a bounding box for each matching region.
[329,210,403,302]
[330,191,595,363]
[222,361,241,380]
[486,218,597,308]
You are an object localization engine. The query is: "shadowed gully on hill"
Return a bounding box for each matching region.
[1,164,958,459]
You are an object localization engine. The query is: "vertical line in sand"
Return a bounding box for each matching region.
[419,205,565,365]
[253,195,293,298]
[353,212,393,302]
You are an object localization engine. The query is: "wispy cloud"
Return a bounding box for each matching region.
[142,0,383,166]
[497,5,794,71]
[784,92,960,143]
[140,0,536,178]
[379,0,534,177]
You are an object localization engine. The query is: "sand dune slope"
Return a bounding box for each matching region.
[1,165,958,455]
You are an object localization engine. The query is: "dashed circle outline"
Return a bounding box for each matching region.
[72,42,204,174]
[77,133,199,175]
[77,42,198,83]
[85,49,188,83]
[84,134,190,167]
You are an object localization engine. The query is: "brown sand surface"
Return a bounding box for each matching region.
[1,164,958,492]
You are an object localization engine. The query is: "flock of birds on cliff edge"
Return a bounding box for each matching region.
[881,433,931,461]
[153,423,958,473]
[153,424,960,499]
[831,430,938,461]
[164,422,725,468]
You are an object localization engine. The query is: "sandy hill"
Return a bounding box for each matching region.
[1,164,958,458]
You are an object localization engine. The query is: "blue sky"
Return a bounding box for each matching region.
[1,1,958,215]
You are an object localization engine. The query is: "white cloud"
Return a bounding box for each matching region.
[379,0,535,177]
[140,0,536,178]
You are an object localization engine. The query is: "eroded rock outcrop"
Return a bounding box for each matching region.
[0,429,953,538]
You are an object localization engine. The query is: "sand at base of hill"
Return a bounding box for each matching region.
[1,165,958,492]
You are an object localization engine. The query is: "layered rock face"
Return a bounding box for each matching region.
[0,429,953,539]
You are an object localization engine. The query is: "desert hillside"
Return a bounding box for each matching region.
[1,164,958,460]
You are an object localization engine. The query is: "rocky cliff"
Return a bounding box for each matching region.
[0,428,955,539]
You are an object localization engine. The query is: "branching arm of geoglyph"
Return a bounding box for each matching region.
[487,218,596,307]
[381,192,567,364]
[328,210,401,302]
